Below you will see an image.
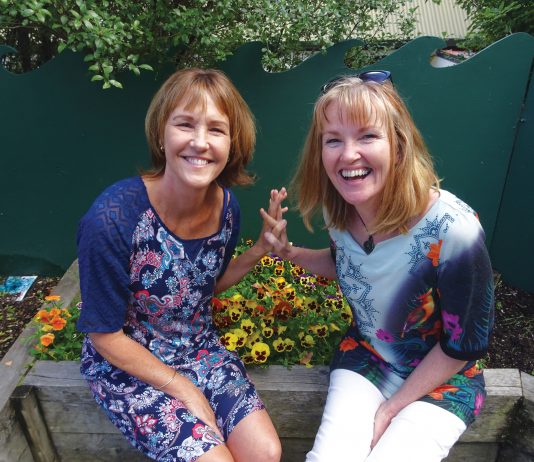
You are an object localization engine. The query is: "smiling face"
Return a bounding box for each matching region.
[162,94,231,191]
[321,101,392,215]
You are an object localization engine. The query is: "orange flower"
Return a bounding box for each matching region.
[35,309,51,323]
[211,297,224,313]
[339,337,358,352]
[50,316,67,331]
[40,333,55,347]
[49,308,61,317]
[45,295,61,302]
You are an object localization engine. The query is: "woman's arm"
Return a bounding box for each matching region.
[89,330,224,439]
[371,343,467,448]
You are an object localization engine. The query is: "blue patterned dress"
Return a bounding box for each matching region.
[329,190,494,426]
[77,177,264,461]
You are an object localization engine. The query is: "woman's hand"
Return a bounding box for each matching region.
[370,400,397,449]
[254,187,289,256]
[259,188,293,259]
[175,378,224,441]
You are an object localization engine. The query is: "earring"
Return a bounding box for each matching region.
[159,145,164,152]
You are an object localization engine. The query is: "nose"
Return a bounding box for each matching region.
[190,128,209,151]
[340,139,361,162]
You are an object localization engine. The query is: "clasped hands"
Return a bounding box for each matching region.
[258,187,293,259]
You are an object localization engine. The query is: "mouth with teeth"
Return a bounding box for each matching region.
[183,156,210,166]
[340,168,371,180]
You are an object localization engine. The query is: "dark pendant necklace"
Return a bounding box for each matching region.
[358,214,375,254]
[363,234,375,254]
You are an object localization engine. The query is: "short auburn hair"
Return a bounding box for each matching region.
[144,68,256,187]
[292,75,440,235]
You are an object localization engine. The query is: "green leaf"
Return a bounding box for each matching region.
[57,42,67,53]
[91,74,104,81]
[109,80,123,89]
[138,64,153,71]
[88,63,99,71]
[102,81,111,89]
[83,53,94,62]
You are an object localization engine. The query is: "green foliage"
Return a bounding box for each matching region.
[0,0,420,88]
[455,0,534,50]
[27,295,83,361]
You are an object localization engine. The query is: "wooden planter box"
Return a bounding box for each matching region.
[2,262,533,462]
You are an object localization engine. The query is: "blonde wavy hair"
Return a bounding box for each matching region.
[292,75,440,235]
[144,68,256,187]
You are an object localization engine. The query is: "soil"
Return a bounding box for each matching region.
[0,275,533,374]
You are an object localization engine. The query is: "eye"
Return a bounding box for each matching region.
[360,133,378,142]
[324,137,341,146]
[210,126,228,135]
[177,122,193,129]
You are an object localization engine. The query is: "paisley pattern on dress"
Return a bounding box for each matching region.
[77,177,264,461]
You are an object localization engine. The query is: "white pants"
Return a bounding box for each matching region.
[306,369,467,462]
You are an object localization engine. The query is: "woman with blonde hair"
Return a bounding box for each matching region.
[77,68,283,462]
[266,72,494,461]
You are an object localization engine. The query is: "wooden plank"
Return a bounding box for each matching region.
[20,360,526,459]
[51,433,150,462]
[249,365,329,392]
[0,403,34,462]
[11,386,59,462]
[39,400,120,435]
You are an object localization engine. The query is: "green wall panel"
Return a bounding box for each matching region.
[490,63,534,290]
[1,35,532,291]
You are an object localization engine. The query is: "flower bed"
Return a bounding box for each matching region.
[26,240,352,368]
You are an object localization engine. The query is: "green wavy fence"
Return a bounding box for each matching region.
[1,34,533,291]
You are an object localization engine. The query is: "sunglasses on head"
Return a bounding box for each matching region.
[320,70,392,94]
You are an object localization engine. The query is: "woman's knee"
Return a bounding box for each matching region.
[226,409,281,462]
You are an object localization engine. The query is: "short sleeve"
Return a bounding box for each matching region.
[219,190,240,276]
[437,214,494,361]
[76,179,146,333]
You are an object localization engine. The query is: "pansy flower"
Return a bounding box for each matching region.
[299,333,315,348]
[229,306,242,322]
[260,255,274,267]
[273,338,286,352]
[251,342,270,363]
[220,332,238,351]
[240,319,256,335]
[262,326,274,338]
[284,338,295,352]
